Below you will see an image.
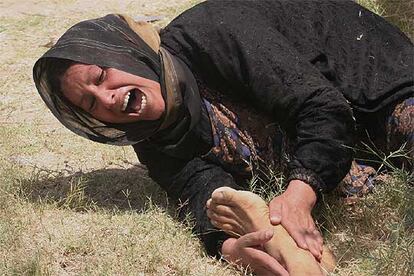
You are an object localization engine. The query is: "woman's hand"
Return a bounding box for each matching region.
[221,230,288,276]
[268,180,323,260]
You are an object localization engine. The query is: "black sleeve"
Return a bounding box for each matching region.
[133,142,245,257]
[160,2,355,192]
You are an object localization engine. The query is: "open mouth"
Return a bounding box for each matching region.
[122,89,147,115]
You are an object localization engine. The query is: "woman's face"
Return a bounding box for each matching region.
[60,63,165,123]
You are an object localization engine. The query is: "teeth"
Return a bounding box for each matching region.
[122,92,130,111]
[122,90,147,115]
[138,95,146,115]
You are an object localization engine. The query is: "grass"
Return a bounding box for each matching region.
[0,1,239,275]
[319,170,413,275]
[248,146,413,275]
[1,163,237,275]
[357,0,413,40]
[0,0,412,275]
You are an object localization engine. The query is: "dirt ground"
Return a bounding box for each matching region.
[0,1,412,275]
[0,1,242,275]
[1,0,199,170]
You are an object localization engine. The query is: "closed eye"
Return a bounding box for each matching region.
[96,67,106,85]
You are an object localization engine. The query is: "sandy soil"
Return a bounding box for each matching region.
[0,2,242,275]
[0,0,199,171]
[1,1,412,275]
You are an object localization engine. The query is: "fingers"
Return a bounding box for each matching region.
[314,229,324,258]
[269,198,282,225]
[243,247,289,276]
[289,228,309,250]
[306,234,322,261]
[238,229,274,247]
[271,193,324,260]
[286,222,323,260]
[305,227,323,260]
[223,233,288,276]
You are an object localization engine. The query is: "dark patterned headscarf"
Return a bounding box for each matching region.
[33,14,201,156]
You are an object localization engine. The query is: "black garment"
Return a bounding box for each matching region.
[33,14,204,151]
[33,15,163,144]
[134,0,413,256]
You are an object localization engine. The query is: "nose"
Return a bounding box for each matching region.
[94,88,117,110]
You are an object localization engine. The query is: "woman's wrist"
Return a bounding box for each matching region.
[285,180,317,209]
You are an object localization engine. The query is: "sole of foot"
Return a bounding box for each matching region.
[207,187,336,275]
[207,187,271,235]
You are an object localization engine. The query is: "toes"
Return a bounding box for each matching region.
[216,204,237,217]
[207,199,246,236]
[220,223,235,232]
[206,208,213,219]
[209,187,270,235]
[210,219,219,228]
[208,212,244,236]
[221,224,244,237]
[211,203,238,218]
[211,187,237,205]
[207,209,237,226]
[210,218,233,232]
[206,198,212,209]
[219,222,244,237]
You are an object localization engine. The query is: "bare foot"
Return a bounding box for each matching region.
[207,187,336,275]
[206,187,271,235]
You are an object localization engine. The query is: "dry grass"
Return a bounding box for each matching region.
[0,1,241,275]
[319,170,413,276]
[357,0,414,40]
[0,0,412,275]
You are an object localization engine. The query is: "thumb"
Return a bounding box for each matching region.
[269,197,282,225]
[238,229,274,247]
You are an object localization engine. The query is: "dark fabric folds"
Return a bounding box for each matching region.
[160,0,413,191]
[32,1,414,258]
[33,14,202,155]
[33,14,161,144]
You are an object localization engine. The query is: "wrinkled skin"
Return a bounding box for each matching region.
[61,63,165,123]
